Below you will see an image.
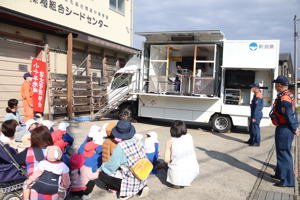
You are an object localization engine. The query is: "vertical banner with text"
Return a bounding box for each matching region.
[31,59,47,113]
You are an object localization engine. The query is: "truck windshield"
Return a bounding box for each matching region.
[111,73,133,89]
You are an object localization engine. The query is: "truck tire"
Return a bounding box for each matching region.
[118,103,137,121]
[211,115,232,133]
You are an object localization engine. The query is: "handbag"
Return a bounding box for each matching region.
[130,158,153,181]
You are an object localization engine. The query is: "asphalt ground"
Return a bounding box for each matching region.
[66,118,285,200]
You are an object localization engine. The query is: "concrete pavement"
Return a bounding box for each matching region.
[66,118,293,200]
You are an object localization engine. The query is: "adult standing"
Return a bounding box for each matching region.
[246,83,264,146]
[21,72,34,122]
[99,120,149,199]
[270,75,300,187]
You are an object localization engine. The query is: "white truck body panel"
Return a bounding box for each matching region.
[108,37,280,130]
[222,40,280,69]
[138,94,222,123]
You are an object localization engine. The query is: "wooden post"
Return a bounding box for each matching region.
[44,44,53,120]
[86,50,93,117]
[192,46,197,94]
[67,33,73,119]
[102,50,107,86]
[166,47,170,93]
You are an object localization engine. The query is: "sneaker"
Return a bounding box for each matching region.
[138,186,149,198]
[82,194,92,200]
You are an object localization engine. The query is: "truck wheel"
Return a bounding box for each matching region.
[119,104,137,121]
[211,115,232,133]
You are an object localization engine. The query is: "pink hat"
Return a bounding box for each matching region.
[70,154,84,170]
[83,142,99,158]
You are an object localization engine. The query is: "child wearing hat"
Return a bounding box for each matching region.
[51,122,74,167]
[102,123,117,163]
[145,131,159,174]
[23,145,70,200]
[70,153,99,199]
[40,120,54,133]
[82,125,103,172]
[19,119,39,150]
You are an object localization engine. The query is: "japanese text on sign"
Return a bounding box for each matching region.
[29,0,109,28]
[31,59,47,113]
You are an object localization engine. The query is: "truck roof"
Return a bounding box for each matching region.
[136,30,225,43]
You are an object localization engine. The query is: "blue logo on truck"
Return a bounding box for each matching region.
[249,42,258,51]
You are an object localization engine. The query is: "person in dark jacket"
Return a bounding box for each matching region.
[246,83,263,146]
[270,75,300,187]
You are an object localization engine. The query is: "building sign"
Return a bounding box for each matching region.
[29,0,109,29]
[31,59,47,113]
[0,0,132,46]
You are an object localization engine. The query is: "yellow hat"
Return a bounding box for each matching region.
[106,123,116,136]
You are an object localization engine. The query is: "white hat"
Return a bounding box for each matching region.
[26,119,37,130]
[99,123,108,138]
[147,131,158,143]
[58,122,70,131]
[144,131,159,153]
[88,125,101,138]
[40,120,54,130]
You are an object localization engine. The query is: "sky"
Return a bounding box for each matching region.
[133,0,300,76]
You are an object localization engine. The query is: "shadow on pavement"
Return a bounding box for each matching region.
[249,157,276,171]
[212,131,247,144]
[154,167,174,188]
[196,147,275,183]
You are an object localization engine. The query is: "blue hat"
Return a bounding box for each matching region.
[112,120,136,140]
[23,72,33,80]
[272,75,289,86]
[250,83,260,88]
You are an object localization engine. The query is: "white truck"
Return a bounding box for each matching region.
[93,31,280,133]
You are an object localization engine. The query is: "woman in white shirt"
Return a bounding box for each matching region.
[164,120,199,188]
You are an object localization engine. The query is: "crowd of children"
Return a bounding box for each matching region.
[0,98,199,200]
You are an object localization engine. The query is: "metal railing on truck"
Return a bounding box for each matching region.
[92,71,138,120]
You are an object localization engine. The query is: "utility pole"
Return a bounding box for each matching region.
[294,15,299,104]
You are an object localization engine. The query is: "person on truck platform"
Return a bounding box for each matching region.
[245,83,263,147]
[269,75,300,187]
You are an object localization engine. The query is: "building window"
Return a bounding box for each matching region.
[110,0,125,15]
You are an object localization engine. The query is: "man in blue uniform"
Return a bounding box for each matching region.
[270,75,299,187]
[246,83,263,146]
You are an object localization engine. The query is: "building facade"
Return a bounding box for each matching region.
[0,0,139,121]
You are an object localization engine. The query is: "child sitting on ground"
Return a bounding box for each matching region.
[145,131,159,174]
[82,125,103,172]
[70,153,98,199]
[51,122,74,167]
[101,123,117,163]
[40,120,54,133]
[23,145,70,200]
[19,119,39,150]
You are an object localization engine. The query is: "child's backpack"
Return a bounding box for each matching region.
[130,158,153,180]
[31,170,60,195]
